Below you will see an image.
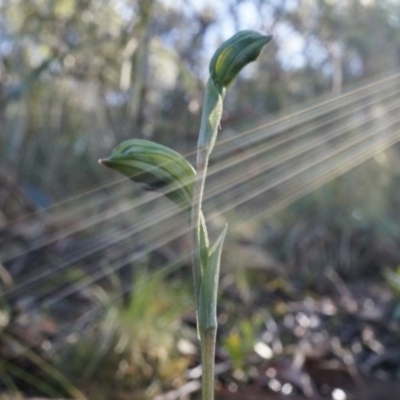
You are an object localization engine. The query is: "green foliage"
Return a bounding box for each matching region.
[57,269,193,398]
[100,139,196,212]
[197,78,225,155]
[198,225,227,332]
[384,266,400,321]
[222,315,263,369]
[0,331,87,400]
[385,267,400,296]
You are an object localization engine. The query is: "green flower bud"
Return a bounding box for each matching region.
[209,30,272,90]
[99,139,195,211]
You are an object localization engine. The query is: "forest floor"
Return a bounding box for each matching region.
[1,184,400,400]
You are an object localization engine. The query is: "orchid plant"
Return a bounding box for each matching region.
[99,30,272,400]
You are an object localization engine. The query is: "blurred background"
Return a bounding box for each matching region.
[1,0,400,399]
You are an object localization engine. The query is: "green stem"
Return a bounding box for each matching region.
[192,147,216,400]
[191,78,225,400]
[200,328,217,400]
[191,148,208,307]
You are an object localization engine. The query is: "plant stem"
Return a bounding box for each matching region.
[192,147,217,400]
[200,328,217,400]
[191,148,208,306]
[191,78,225,400]
[191,77,224,310]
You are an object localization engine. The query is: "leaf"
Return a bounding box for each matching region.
[198,225,227,331]
[197,78,224,155]
[199,211,209,273]
[99,139,195,211]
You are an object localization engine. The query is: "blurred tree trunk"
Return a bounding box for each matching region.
[126,0,154,136]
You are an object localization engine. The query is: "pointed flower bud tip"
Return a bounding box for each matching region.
[209,30,272,89]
